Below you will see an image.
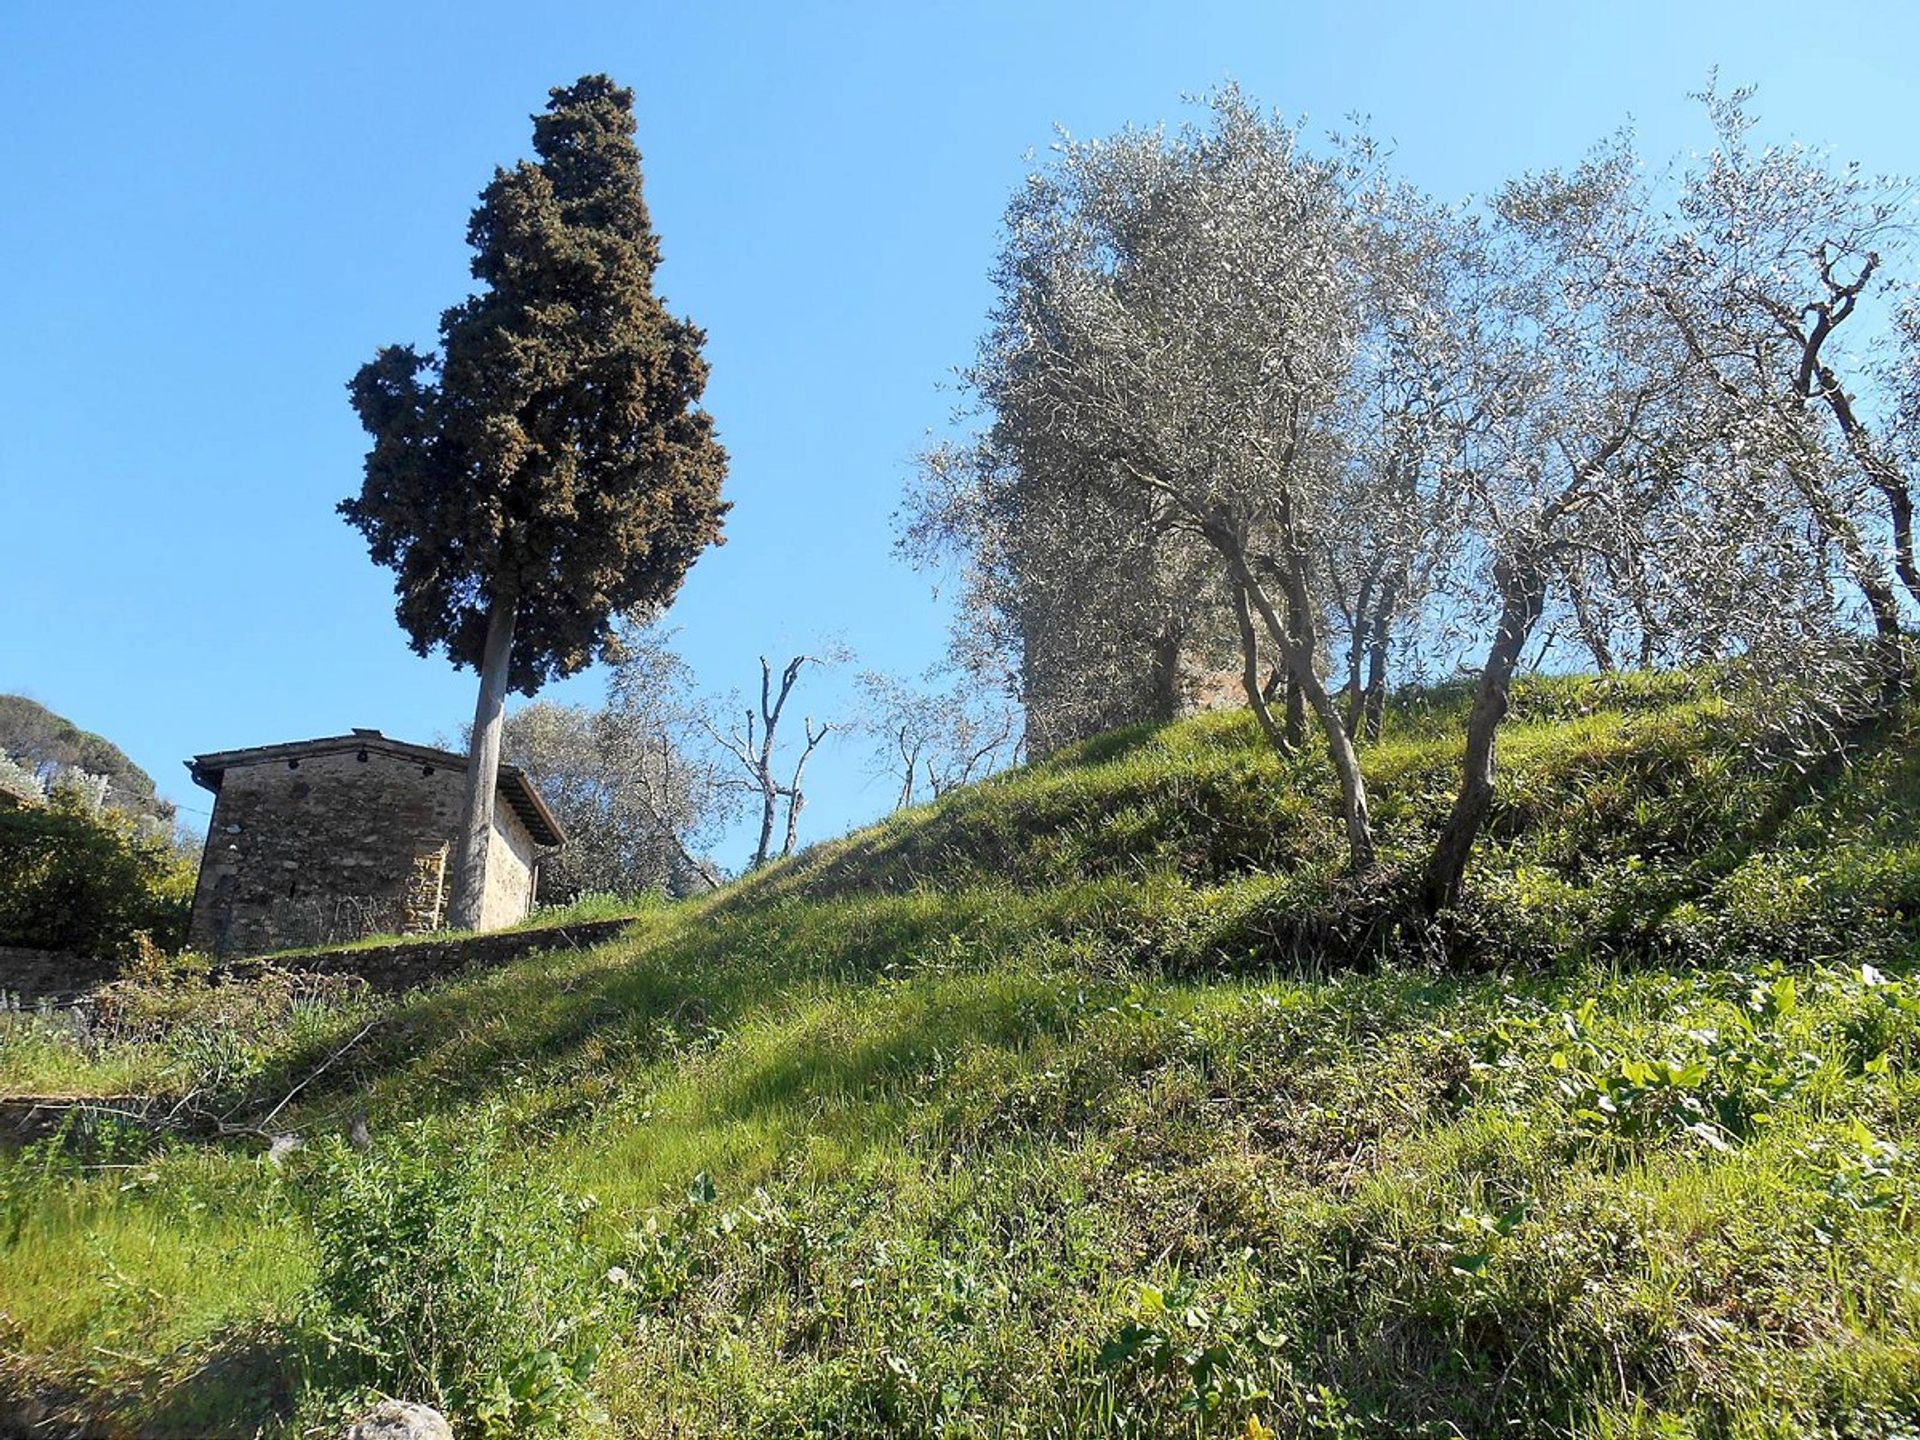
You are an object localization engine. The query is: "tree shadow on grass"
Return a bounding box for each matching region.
[234,887,1064,1138]
[138,1325,302,1439]
[5,1324,304,1440]
[1583,712,1915,954]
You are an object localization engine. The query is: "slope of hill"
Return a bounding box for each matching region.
[0,695,173,823]
[4,672,1919,1437]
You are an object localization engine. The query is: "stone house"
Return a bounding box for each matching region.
[185,729,564,957]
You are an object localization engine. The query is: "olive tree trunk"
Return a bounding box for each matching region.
[1231,580,1291,754]
[1361,599,1393,743]
[1210,527,1375,873]
[449,597,517,931]
[1420,560,1546,915]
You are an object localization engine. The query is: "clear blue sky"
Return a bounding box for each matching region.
[4,1,1916,868]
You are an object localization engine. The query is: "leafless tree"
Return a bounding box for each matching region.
[704,653,837,869]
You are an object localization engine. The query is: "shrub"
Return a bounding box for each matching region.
[0,788,194,958]
[298,1114,620,1435]
[0,750,43,805]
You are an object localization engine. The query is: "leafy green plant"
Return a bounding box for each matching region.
[1093,1279,1286,1422]
[1437,1201,1529,1282]
[1834,963,1920,1074]
[1819,1118,1911,1221]
[298,1113,621,1435]
[1539,980,1815,1155]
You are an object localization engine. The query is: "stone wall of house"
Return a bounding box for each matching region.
[187,749,537,958]
[481,803,539,931]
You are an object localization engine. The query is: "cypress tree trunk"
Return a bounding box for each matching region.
[449,597,518,931]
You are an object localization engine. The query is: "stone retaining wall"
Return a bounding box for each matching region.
[219,917,637,992]
[0,946,119,1008]
[0,918,637,1010]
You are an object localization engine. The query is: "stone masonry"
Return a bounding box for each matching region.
[185,730,564,958]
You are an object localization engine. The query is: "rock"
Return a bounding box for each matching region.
[344,1399,453,1440]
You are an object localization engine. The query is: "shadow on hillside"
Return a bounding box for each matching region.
[235,888,1060,1135]
[5,1324,300,1440]
[1468,698,1920,969]
[189,682,1920,1144]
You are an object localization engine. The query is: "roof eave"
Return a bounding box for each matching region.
[185,734,565,847]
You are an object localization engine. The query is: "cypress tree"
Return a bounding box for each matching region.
[342,75,727,929]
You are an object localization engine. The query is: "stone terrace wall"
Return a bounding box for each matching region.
[1,919,636,1011]
[219,917,635,993]
[0,946,119,1007]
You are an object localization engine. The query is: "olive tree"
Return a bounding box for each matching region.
[916,86,1893,920]
[496,692,722,902]
[1644,83,1916,691]
[903,415,1225,758]
[1418,135,1853,913]
[947,89,1382,869]
[1319,181,1489,740]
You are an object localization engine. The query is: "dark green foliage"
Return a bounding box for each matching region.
[340,76,728,694]
[0,694,172,822]
[0,788,194,958]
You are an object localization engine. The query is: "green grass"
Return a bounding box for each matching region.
[5,672,1920,1436]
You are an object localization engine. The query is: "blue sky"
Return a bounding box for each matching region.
[4,1,1916,868]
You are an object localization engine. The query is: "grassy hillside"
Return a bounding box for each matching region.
[5,673,1920,1437]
